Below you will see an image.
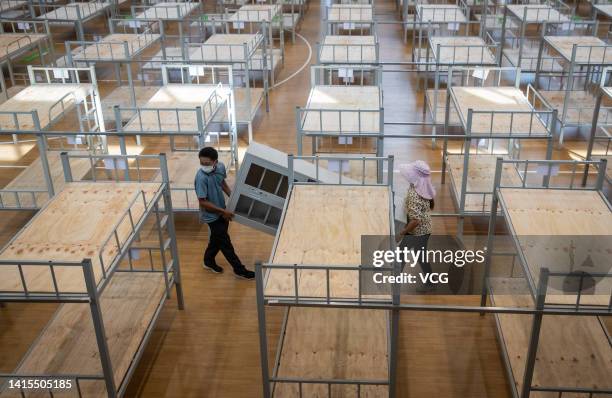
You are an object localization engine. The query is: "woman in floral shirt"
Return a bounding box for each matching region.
[398,160,436,278]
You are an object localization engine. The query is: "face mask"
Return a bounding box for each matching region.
[201,165,215,174]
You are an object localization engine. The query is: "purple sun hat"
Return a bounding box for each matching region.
[399,160,436,200]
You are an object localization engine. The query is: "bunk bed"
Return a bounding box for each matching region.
[297,66,383,156]
[0,153,184,398]
[254,155,396,397]
[486,158,612,398]
[317,35,378,64]
[35,1,112,40]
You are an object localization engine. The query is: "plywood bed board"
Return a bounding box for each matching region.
[189,34,260,62]
[502,47,563,72]
[37,2,110,21]
[122,85,221,133]
[70,33,161,61]
[506,5,569,23]
[1,273,166,398]
[101,86,159,122]
[544,35,612,64]
[499,188,612,303]
[230,4,280,21]
[429,36,496,64]
[274,307,389,398]
[134,2,198,19]
[446,154,521,213]
[1,151,91,207]
[265,184,391,299]
[0,182,163,294]
[0,84,92,130]
[539,90,603,125]
[0,33,47,61]
[417,4,468,23]
[319,35,377,63]
[302,85,381,133]
[450,86,549,136]
[492,293,612,396]
[327,4,373,21]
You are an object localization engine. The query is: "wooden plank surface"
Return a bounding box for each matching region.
[101,86,159,122]
[213,87,264,123]
[0,182,162,294]
[327,4,373,21]
[446,154,521,213]
[1,272,166,398]
[188,34,260,62]
[266,184,391,299]
[451,86,549,136]
[1,151,91,208]
[70,33,161,61]
[544,35,612,64]
[270,184,391,397]
[274,307,389,398]
[229,4,280,21]
[134,2,198,20]
[502,47,563,72]
[0,0,27,11]
[499,188,612,304]
[539,90,603,125]
[0,84,92,130]
[506,5,568,23]
[492,292,612,397]
[0,34,46,61]
[122,85,221,133]
[302,85,381,134]
[417,5,468,23]
[36,2,109,21]
[429,36,496,64]
[319,35,377,63]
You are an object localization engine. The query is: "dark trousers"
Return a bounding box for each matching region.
[204,217,244,271]
[399,233,433,274]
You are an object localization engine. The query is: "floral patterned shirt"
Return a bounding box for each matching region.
[404,185,432,236]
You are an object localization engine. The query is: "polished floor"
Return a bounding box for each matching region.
[0,0,592,397]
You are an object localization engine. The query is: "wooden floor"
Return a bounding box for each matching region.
[0,0,600,397]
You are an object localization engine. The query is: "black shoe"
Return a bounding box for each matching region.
[234,267,255,280]
[203,263,224,274]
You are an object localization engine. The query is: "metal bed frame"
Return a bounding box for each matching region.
[31,0,113,41]
[421,31,501,130]
[63,17,166,135]
[296,65,384,158]
[408,0,471,45]
[439,67,557,238]
[498,0,573,74]
[127,1,200,41]
[533,32,612,144]
[183,20,272,112]
[584,66,612,187]
[113,64,238,210]
[253,155,611,398]
[255,154,398,398]
[483,156,611,398]
[316,33,380,65]
[0,65,106,150]
[0,152,184,398]
[0,19,55,89]
[323,4,375,35]
[224,2,290,45]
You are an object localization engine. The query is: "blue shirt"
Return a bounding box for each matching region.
[194,162,227,223]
